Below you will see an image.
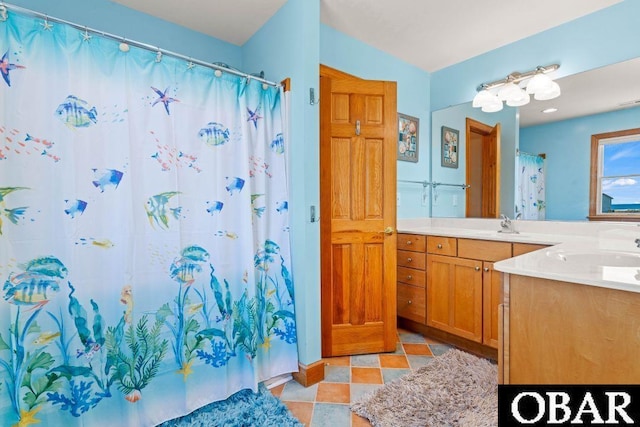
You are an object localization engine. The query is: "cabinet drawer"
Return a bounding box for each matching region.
[457,238,511,262]
[397,250,426,270]
[512,243,549,257]
[397,283,425,324]
[397,234,426,252]
[397,266,426,287]
[426,236,457,256]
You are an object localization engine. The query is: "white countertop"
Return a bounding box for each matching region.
[398,218,640,293]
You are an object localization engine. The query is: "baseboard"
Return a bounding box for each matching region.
[291,359,325,387]
[398,317,498,361]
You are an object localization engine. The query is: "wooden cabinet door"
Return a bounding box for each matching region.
[482,262,501,349]
[427,255,483,342]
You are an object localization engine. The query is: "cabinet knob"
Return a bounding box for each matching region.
[437,244,443,249]
[475,266,481,271]
[407,300,412,305]
[406,240,412,245]
[407,257,413,262]
[407,275,413,280]
[484,267,489,272]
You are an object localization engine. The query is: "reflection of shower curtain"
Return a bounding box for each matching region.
[517,152,546,220]
[0,10,297,427]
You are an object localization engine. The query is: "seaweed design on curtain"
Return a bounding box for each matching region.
[0,9,297,427]
[517,152,546,220]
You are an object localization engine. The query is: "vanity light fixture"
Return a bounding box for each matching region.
[472,64,561,113]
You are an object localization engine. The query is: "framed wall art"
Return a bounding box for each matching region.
[441,126,459,168]
[397,113,419,162]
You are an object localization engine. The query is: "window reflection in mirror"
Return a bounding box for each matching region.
[589,128,640,221]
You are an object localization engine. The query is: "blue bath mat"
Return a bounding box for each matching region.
[158,384,302,427]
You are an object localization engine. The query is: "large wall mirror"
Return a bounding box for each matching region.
[431,57,640,221]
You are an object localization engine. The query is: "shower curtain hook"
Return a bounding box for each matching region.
[41,15,53,31]
[0,4,8,22]
[155,50,163,63]
[82,26,92,42]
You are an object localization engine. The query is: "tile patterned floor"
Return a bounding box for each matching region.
[270,328,454,427]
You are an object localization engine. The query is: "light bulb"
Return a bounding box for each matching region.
[506,89,530,107]
[534,81,561,101]
[498,82,521,101]
[472,89,494,108]
[526,73,553,95]
[481,95,503,112]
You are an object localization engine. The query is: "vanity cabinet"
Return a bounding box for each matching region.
[501,274,640,384]
[397,232,549,352]
[427,238,511,345]
[396,234,426,324]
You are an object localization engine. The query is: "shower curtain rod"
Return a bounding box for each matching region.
[0,2,280,88]
[398,179,470,190]
[516,148,546,159]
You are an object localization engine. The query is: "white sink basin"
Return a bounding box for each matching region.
[546,249,640,267]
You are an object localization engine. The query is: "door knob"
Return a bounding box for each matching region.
[384,227,394,235]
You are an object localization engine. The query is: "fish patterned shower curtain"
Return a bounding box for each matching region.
[0,9,297,427]
[516,152,546,220]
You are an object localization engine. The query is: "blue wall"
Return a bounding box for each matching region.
[242,0,321,366]
[520,106,640,220]
[320,24,432,219]
[8,0,242,67]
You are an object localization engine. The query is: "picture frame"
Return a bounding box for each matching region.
[441,126,459,168]
[397,113,419,162]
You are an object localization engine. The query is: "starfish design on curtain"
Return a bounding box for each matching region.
[246,107,262,129]
[41,19,53,31]
[151,86,180,115]
[0,50,26,87]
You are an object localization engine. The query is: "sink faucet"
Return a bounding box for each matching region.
[499,214,517,234]
[636,238,640,248]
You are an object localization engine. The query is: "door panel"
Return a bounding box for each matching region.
[426,254,483,343]
[320,66,397,357]
[426,255,452,330]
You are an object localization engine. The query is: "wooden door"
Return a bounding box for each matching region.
[482,262,501,349]
[465,118,501,218]
[427,254,483,342]
[320,66,397,357]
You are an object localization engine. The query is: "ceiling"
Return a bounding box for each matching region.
[519,57,640,127]
[112,0,629,124]
[113,0,621,72]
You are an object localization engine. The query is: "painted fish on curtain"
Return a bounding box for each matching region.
[0,9,297,427]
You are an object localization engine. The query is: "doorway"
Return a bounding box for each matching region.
[465,118,501,218]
